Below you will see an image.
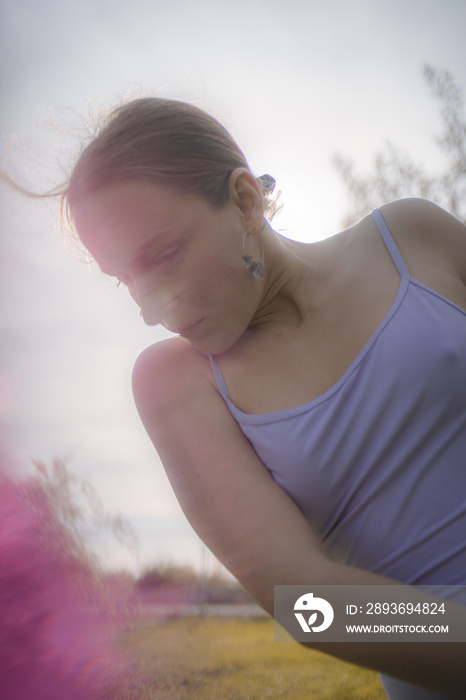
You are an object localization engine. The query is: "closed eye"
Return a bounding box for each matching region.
[131,245,181,275]
[113,243,182,287]
[155,247,179,265]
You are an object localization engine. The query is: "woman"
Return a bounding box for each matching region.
[65,98,466,698]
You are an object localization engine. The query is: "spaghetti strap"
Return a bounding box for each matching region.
[372,209,409,280]
[208,355,231,403]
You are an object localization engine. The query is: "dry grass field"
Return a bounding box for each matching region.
[120,616,387,699]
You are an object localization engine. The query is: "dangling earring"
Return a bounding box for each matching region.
[242,230,265,279]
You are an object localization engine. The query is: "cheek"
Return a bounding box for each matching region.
[196,262,242,310]
[184,235,259,325]
[209,275,259,334]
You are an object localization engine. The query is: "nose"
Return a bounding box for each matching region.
[139,288,179,327]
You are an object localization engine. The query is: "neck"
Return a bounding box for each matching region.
[248,223,317,331]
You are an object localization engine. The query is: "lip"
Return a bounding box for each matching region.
[176,319,203,338]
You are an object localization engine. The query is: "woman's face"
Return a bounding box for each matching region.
[72,179,264,355]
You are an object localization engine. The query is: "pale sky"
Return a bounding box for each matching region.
[1,0,465,575]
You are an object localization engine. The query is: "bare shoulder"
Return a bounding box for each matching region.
[377,198,466,286]
[379,198,466,261]
[131,336,250,464]
[132,336,214,412]
[380,197,465,231]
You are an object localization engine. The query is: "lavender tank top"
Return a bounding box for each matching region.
[209,209,466,589]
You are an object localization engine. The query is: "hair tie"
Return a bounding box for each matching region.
[256,174,276,195]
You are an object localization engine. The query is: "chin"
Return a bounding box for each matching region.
[185,337,215,355]
[191,332,241,357]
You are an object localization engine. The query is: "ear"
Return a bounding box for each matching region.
[228,168,264,231]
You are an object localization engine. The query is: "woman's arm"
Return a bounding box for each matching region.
[132,337,466,697]
[132,337,330,605]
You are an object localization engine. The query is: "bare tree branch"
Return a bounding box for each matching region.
[334,64,466,226]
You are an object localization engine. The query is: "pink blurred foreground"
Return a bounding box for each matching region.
[0,459,143,700]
